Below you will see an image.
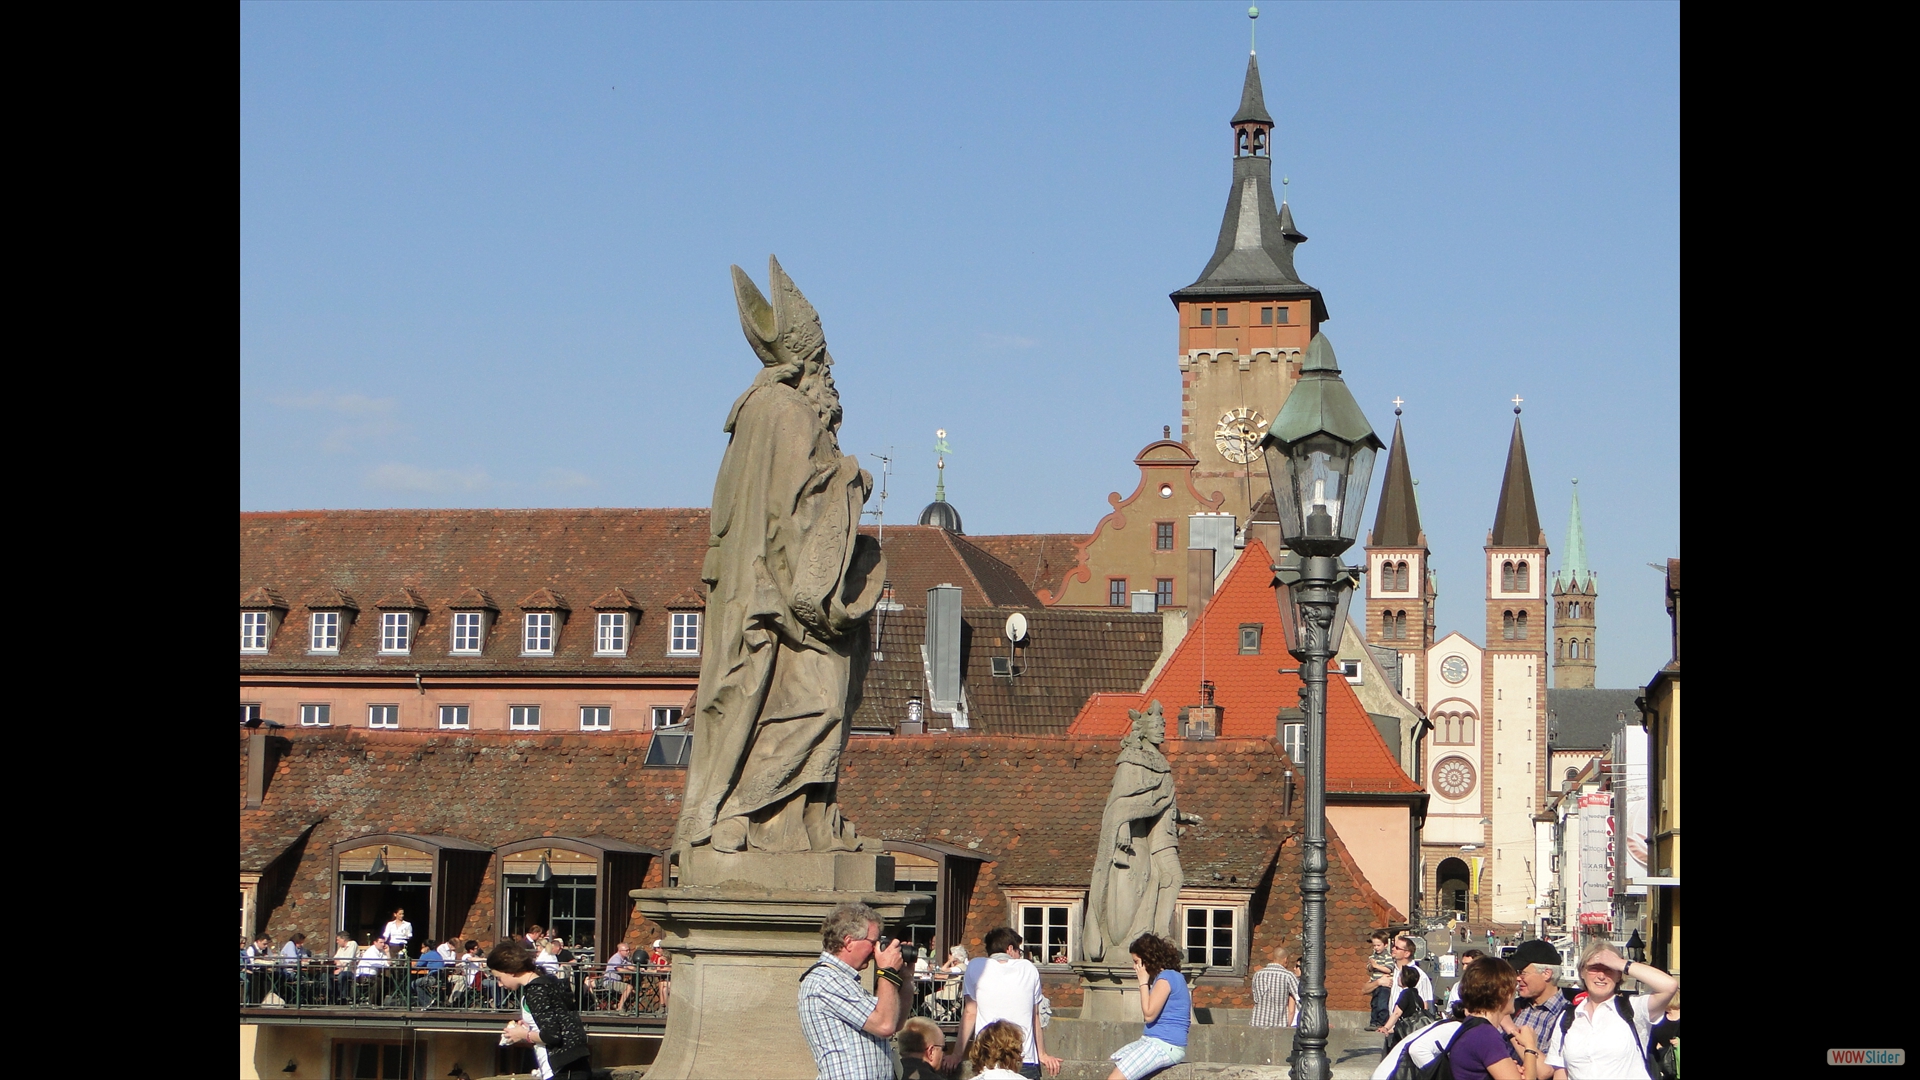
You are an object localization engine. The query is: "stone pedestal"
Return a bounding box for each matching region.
[1071,963,1145,1022]
[635,851,928,1080]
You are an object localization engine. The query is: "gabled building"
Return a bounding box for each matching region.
[1067,538,1427,921]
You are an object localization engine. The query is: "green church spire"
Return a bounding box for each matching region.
[1562,479,1588,587]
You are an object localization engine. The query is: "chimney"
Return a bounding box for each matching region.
[1186,513,1236,620]
[926,584,963,712]
[246,728,270,809]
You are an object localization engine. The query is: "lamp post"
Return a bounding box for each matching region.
[1260,333,1381,1080]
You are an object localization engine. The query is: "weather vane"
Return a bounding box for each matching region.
[933,429,952,502]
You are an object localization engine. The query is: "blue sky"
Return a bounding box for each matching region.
[241,1,1678,689]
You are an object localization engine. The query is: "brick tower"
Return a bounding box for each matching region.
[1483,402,1549,925]
[1364,405,1434,706]
[1551,479,1597,689]
[1170,50,1328,521]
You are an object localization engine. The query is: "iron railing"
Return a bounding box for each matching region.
[239,955,669,1018]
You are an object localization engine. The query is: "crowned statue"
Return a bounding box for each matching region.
[1083,700,1185,962]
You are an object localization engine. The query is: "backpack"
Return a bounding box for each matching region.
[1386,995,1437,1051]
[1388,1016,1488,1080]
[1558,993,1662,1078]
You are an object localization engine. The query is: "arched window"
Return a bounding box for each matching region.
[1515,611,1528,639]
[1516,561,1530,592]
[1382,611,1395,640]
[1584,636,1593,658]
[1399,561,1411,591]
[1396,611,1408,640]
[1501,561,1516,591]
[1556,638,1564,660]
[1503,611,1515,640]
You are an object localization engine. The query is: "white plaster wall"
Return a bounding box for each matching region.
[1489,653,1539,922]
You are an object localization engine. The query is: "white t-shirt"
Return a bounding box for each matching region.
[1371,1019,1461,1080]
[382,919,413,950]
[973,953,1043,1065]
[1545,995,1652,1079]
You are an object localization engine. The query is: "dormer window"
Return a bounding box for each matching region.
[523,612,555,656]
[241,612,271,653]
[670,612,701,656]
[452,612,485,655]
[309,611,340,654]
[380,612,413,655]
[596,612,628,656]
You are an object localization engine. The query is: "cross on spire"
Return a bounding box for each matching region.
[1511,394,1524,414]
[1392,396,1404,415]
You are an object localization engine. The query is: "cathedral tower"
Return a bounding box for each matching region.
[1482,403,1549,924]
[1551,480,1596,689]
[1365,406,1434,705]
[1170,51,1328,521]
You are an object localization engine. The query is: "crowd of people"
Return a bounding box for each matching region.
[239,908,672,1016]
[1365,934,1680,1080]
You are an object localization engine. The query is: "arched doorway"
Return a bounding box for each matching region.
[1436,857,1471,917]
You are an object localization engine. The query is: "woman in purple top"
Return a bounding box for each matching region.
[1446,957,1550,1080]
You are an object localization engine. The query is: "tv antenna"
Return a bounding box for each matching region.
[864,449,894,545]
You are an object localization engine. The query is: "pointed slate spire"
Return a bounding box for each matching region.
[1232,53,1273,125]
[1170,48,1327,319]
[1489,412,1544,547]
[1561,480,1589,587]
[1370,415,1422,547]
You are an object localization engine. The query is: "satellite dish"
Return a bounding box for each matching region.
[1004,612,1028,644]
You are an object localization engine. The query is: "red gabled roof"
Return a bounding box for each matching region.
[1068,538,1418,794]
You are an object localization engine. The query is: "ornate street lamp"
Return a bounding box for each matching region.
[1260,333,1382,1080]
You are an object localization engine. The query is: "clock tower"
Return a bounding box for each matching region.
[1171,50,1329,520]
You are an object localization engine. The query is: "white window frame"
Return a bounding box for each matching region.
[380,612,413,655]
[650,706,684,731]
[669,612,701,656]
[1281,722,1306,765]
[241,611,271,653]
[595,612,629,656]
[523,612,555,656]
[240,703,263,725]
[1340,658,1363,683]
[300,703,331,727]
[509,705,541,730]
[1177,888,1253,976]
[1003,887,1083,968]
[451,612,485,655]
[438,704,470,730]
[368,703,400,729]
[309,611,340,654]
[580,705,612,731]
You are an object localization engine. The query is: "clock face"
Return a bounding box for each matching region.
[1433,755,1477,800]
[1441,655,1469,684]
[1214,408,1269,464]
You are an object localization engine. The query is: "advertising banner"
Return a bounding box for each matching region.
[1578,792,1613,928]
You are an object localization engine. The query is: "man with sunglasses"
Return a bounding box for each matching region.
[800,902,909,1080]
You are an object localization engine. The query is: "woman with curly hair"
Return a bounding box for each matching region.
[1105,933,1189,1080]
[969,1020,1030,1080]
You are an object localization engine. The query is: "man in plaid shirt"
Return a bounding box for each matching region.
[1508,940,1568,1049]
[1250,945,1299,1028]
[799,902,909,1080]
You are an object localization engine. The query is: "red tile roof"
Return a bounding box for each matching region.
[854,608,1163,735]
[1068,539,1419,794]
[375,586,429,611]
[965,534,1089,601]
[518,587,571,612]
[240,509,710,677]
[241,585,288,610]
[862,526,1041,609]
